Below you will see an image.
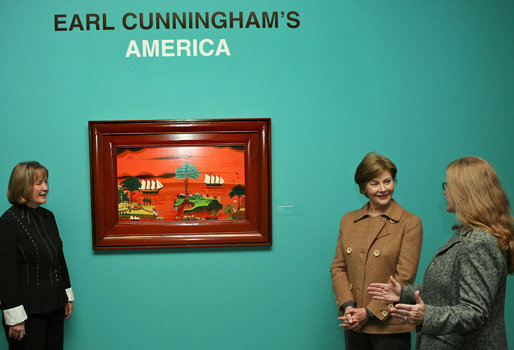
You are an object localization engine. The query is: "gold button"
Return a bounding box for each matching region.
[381,310,388,317]
[346,247,352,254]
[388,304,394,310]
[349,283,352,290]
[373,249,380,257]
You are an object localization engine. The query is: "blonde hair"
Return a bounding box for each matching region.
[446,157,514,273]
[354,152,397,196]
[7,161,49,205]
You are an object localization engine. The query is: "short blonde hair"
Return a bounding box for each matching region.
[354,152,397,196]
[446,157,514,272]
[7,161,49,205]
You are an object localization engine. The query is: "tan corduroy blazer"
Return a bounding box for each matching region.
[331,200,423,334]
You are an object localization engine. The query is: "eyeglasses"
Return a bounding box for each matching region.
[442,182,448,191]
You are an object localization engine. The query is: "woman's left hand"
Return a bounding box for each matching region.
[338,307,368,330]
[64,302,73,320]
[8,323,25,341]
[391,290,425,325]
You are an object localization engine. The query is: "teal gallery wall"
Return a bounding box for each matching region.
[1,1,513,349]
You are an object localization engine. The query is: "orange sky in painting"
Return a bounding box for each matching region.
[117,146,245,184]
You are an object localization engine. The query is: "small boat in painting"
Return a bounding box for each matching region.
[204,174,224,187]
[141,179,164,193]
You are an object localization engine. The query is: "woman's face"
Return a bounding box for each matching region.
[365,170,394,212]
[444,180,456,213]
[27,175,49,208]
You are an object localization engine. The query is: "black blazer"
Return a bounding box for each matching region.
[0,204,71,315]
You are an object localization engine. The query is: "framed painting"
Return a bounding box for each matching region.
[88,119,271,250]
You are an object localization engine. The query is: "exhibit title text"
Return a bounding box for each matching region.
[53,11,301,58]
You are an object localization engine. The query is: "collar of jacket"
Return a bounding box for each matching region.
[352,199,403,224]
[457,225,474,237]
[10,203,45,223]
[434,226,469,256]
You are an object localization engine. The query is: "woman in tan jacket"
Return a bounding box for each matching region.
[331,152,423,349]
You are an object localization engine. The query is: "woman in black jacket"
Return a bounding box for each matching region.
[0,161,74,350]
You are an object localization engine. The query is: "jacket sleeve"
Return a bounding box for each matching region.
[330,220,353,311]
[0,214,28,325]
[59,249,75,301]
[421,233,506,335]
[366,215,423,319]
[50,211,74,301]
[400,283,423,304]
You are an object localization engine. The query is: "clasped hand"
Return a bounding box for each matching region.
[338,306,368,331]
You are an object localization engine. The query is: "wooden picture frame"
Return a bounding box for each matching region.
[88,119,271,250]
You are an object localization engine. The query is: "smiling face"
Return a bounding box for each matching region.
[365,170,394,214]
[26,174,49,208]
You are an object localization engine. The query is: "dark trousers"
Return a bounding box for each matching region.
[345,330,411,350]
[2,308,64,350]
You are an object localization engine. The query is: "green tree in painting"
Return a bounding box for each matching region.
[120,177,141,202]
[229,184,245,209]
[208,200,223,215]
[117,187,125,203]
[175,161,201,200]
[224,204,234,214]
[224,204,235,219]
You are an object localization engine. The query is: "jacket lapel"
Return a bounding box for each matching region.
[353,200,403,248]
[433,228,467,257]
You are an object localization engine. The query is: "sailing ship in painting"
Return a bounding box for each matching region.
[204,174,224,187]
[116,146,246,222]
[141,179,164,193]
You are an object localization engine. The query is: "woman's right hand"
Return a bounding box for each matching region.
[367,275,401,302]
[339,307,369,331]
[8,322,25,341]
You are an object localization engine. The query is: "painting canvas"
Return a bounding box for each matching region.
[117,146,246,222]
[89,119,271,250]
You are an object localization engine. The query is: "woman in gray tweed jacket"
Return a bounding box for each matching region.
[368,156,513,349]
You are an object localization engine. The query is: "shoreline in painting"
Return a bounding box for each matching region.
[118,180,246,221]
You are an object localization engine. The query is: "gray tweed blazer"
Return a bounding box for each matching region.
[400,227,508,349]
